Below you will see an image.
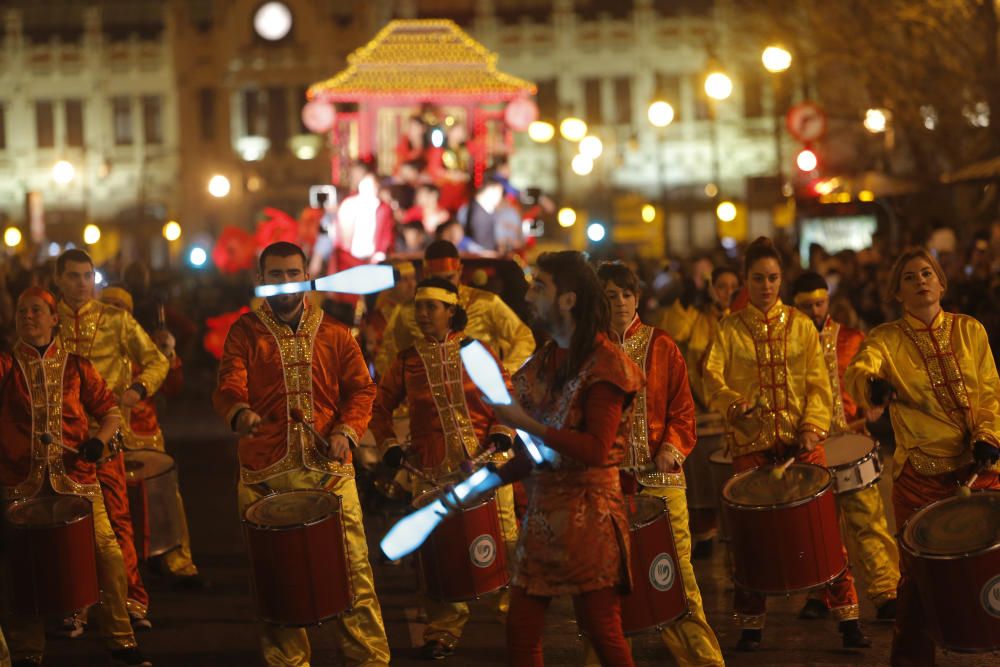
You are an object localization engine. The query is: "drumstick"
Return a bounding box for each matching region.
[957,465,985,498]
[771,457,796,480]
[382,445,442,490]
[287,408,376,450]
[460,445,497,475]
[41,433,103,462]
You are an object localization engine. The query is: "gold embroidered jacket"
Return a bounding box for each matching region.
[844,310,1000,476]
[819,316,865,433]
[213,300,376,484]
[376,284,535,377]
[0,336,120,500]
[371,333,514,476]
[703,301,832,457]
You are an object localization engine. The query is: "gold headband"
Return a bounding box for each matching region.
[793,288,828,306]
[394,262,415,277]
[415,286,459,305]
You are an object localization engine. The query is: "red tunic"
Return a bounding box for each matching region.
[507,334,644,596]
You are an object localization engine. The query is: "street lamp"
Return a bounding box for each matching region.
[571,154,594,176]
[762,46,792,73]
[560,118,588,142]
[796,148,819,172]
[3,226,22,248]
[208,174,231,198]
[586,222,606,242]
[716,201,737,222]
[163,221,182,241]
[704,72,733,101]
[647,101,675,128]
[83,224,101,245]
[52,160,76,185]
[528,121,555,143]
[579,136,603,160]
[864,108,889,133]
[641,204,657,223]
[557,207,577,228]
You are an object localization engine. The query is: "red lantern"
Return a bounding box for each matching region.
[255,207,299,249]
[302,100,336,134]
[203,307,250,360]
[211,226,256,274]
[504,98,539,132]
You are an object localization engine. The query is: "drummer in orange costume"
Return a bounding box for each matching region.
[844,247,1000,667]
[585,261,724,667]
[99,285,201,587]
[371,277,517,660]
[55,249,168,633]
[702,237,870,651]
[791,272,899,621]
[0,287,152,667]
[213,241,389,667]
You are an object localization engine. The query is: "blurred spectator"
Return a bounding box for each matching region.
[436,219,484,253]
[329,164,395,270]
[457,175,505,251]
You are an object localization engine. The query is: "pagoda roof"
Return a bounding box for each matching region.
[308,19,535,102]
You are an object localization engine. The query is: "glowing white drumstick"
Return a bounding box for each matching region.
[459,340,555,466]
[254,265,395,297]
[380,466,502,560]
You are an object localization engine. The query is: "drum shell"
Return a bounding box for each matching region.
[620,496,688,634]
[708,450,734,541]
[824,435,882,495]
[723,466,846,594]
[243,494,353,627]
[685,421,726,510]
[125,450,183,559]
[415,492,508,602]
[5,496,99,615]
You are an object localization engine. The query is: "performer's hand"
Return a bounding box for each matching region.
[798,431,821,452]
[153,330,176,358]
[973,440,1000,467]
[120,389,142,409]
[235,409,263,437]
[728,400,753,422]
[868,377,895,407]
[79,438,105,463]
[654,447,682,474]
[324,434,351,463]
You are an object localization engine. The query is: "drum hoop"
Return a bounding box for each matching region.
[899,491,1000,560]
[628,495,670,530]
[412,491,493,512]
[4,497,93,529]
[242,491,342,531]
[833,477,881,495]
[733,564,848,595]
[124,452,177,480]
[826,447,878,471]
[722,465,833,511]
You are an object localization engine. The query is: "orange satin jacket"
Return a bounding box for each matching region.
[371,333,514,475]
[614,317,697,487]
[0,337,120,500]
[213,300,376,484]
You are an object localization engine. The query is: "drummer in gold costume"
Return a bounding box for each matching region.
[371,277,517,660]
[581,262,724,667]
[791,272,899,621]
[375,240,535,377]
[0,287,151,667]
[703,237,869,651]
[844,247,1000,667]
[213,242,390,667]
[99,285,201,587]
[55,249,169,632]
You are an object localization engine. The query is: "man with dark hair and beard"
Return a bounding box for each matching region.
[214,242,390,666]
[485,251,643,665]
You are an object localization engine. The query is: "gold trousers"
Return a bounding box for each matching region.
[582,486,725,667]
[237,470,390,667]
[3,494,137,662]
[809,484,900,607]
[422,483,519,648]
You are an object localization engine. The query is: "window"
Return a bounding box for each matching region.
[65,99,84,147]
[243,89,264,136]
[267,87,288,149]
[743,70,764,118]
[0,103,6,150]
[36,100,55,148]
[655,73,682,122]
[613,77,632,125]
[142,96,162,144]
[535,79,558,120]
[584,78,603,125]
[199,88,215,141]
[112,97,133,145]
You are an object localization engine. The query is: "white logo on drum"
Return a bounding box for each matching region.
[469,534,497,569]
[982,574,1000,619]
[649,553,676,592]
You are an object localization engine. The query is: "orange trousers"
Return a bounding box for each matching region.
[97,452,149,615]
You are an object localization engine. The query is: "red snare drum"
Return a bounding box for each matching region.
[243,490,353,626]
[4,495,99,615]
[125,450,183,559]
[723,463,846,593]
[620,495,688,634]
[413,488,508,602]
[901,490,1000,653]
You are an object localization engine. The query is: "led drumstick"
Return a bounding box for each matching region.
[771,456,796,480]
[254,265,395,297]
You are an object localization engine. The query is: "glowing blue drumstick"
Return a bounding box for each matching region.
[255,265,395,297]
[380,467,502,560]
[459,340,553,465]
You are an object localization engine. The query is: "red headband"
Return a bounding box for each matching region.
[18,287,58,314]
[424,257,461,274]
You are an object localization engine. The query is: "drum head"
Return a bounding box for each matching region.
[413,483,491,511]
[5,495,92,528]
[627,495,667,529]
[824,435,875,467]
[244,490,341,529]
[904,491,1000,557]
[724,463,830,508]
[124,450,174,480]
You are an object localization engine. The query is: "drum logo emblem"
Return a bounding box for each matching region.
[469,534,497,569]
[982,574,1000,619]
[649,553,676,592]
